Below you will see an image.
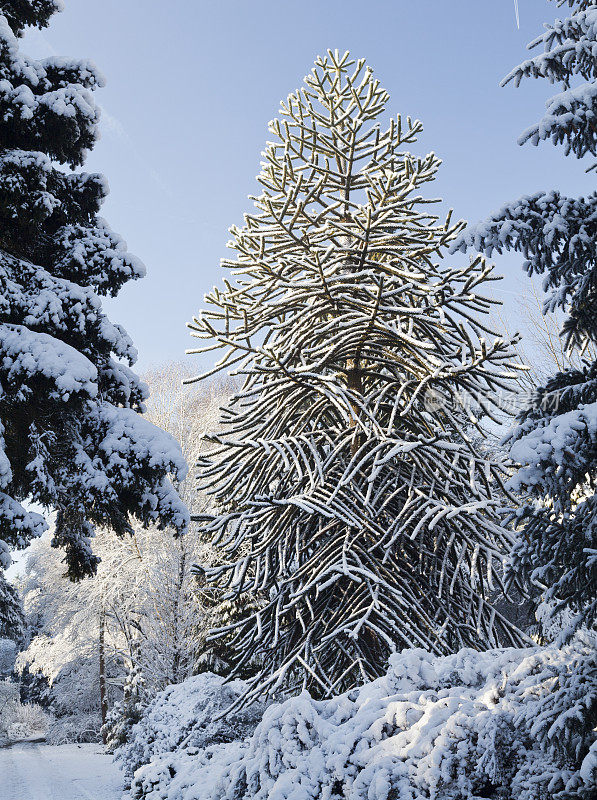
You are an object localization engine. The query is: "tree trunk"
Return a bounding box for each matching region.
[347,358,364,455]
[170,548,186,684]
[99,606,108,744]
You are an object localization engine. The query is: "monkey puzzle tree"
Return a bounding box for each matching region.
[189,50,527,703]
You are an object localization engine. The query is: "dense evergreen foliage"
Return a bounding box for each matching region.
[0,0,188,635]
[455,0,597,633]
[0,573,23,643]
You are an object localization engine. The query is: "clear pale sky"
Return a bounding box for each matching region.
[23,0,595,373]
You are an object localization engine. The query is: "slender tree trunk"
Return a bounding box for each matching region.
[99,606,108,744]
[171,547,186,684]
[347,358,364,455]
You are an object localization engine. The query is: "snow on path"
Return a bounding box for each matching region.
[0,742,123,800]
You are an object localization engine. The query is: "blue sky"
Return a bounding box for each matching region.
[23,0,595,373]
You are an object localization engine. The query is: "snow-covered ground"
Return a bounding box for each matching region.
[0,742,123,800]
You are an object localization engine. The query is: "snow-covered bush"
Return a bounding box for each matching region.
[118,672,266,788]
[128,633,596,800]
[6,700,50,742]
[46,712,102,745]
[104,660,148,753]
[0,679,18,742]
[1,678,48,743]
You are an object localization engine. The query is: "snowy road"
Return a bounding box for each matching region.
[0,742,123,800]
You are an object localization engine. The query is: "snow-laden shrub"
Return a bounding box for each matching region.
[104,661,148,753]
[0,679,19,741]
[128,633,596,800]
[47,711,102,745]
[6,700,50,741]
[1,679,49,743]
[16,638,108,742]
[117,672,266,788]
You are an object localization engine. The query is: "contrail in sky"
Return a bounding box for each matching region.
[514,0,520,29]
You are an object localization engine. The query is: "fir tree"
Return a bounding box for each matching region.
[0,573,23,644]
[189,51,527,703]
[102,653,147,753]
[0,0,188,628]
[454,0,597,633]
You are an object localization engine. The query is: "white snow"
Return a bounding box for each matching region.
[0,323,98,401]
[117,672,266,785]
[53,217,146,293]
[519,81,597,150]
[0,492,48,545]
[502,8,597,88]
[126,632,597,800]
[0,13,102,130]
[0,742,123,800]
[508,401,597,491]
[0,249,138,364]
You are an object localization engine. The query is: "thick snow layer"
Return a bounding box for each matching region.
[0,323,98,401]
[117,672,266,784]
[0,13,102,129]
[508,401,597,491]
[93,404,186,473]
[93,402,188,488]
[0,250,138,365]
[53,217,146,294]
[128,634,597,800]
[0,493,47,546]
[519,81,597,155]
[51,401,191,533]
[0,742,123,800]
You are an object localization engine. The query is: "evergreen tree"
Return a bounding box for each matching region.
[102,652,147,753]
[0,0,188,628]
[454,0,597,633]
[189,50,527,703]
[0,573,23,644]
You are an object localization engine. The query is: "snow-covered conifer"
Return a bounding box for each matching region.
[189,50,527,702]
[102,653,147,753]
[0,0,188,630]
[454,0,597,633]
[0,573,23,644]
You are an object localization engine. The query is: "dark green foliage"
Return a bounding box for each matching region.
[0,0,186,642]
[0,0,60,35]
[455,0,597,634]
[0,573,24,644]
[103,660,147,754]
